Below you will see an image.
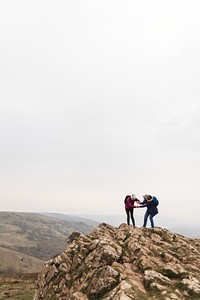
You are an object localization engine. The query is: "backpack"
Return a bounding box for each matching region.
[152,196,159,207]
[124,195,130,204]
[124,195,134,205]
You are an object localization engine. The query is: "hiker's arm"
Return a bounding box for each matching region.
[139,201,147,207]
[135,198,141,203]
[129,203,138,208]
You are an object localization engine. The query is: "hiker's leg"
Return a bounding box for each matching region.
[143,210,149,227]
[125,208,130,225]
[130,208,135,227]
[149,215,154,228]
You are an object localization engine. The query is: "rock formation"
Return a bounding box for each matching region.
[34,223,200,299]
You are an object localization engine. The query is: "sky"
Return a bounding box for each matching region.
[0,1,200,223]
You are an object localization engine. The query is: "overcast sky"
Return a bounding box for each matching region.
[0,1,200,223]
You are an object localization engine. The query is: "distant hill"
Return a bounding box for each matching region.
[0,212,98,261]
[0,246,44,275]
[41,212,99,228]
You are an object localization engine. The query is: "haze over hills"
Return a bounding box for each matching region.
[79,214,200,238]
[41,212,99,228]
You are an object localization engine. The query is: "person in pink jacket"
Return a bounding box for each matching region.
[124,194,140,227]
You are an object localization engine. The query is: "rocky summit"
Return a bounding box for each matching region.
[34,223,200,300]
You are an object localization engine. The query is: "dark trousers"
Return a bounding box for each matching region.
[125,208,135,226]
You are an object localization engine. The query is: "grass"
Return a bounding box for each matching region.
[0,273,38,300]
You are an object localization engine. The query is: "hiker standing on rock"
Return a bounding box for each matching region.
[124,194,140,227]
[139,194,159,228]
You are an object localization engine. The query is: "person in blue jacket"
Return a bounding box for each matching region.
[139,194,158,228]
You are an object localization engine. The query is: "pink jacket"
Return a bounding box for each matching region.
[125,197,140,209]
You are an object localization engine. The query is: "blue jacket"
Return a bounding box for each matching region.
[140,199,158,217]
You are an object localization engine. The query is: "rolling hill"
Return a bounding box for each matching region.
[0,246,44,275]
[0,212,98,261]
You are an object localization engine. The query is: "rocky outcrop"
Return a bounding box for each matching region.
[34,223,200,300]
